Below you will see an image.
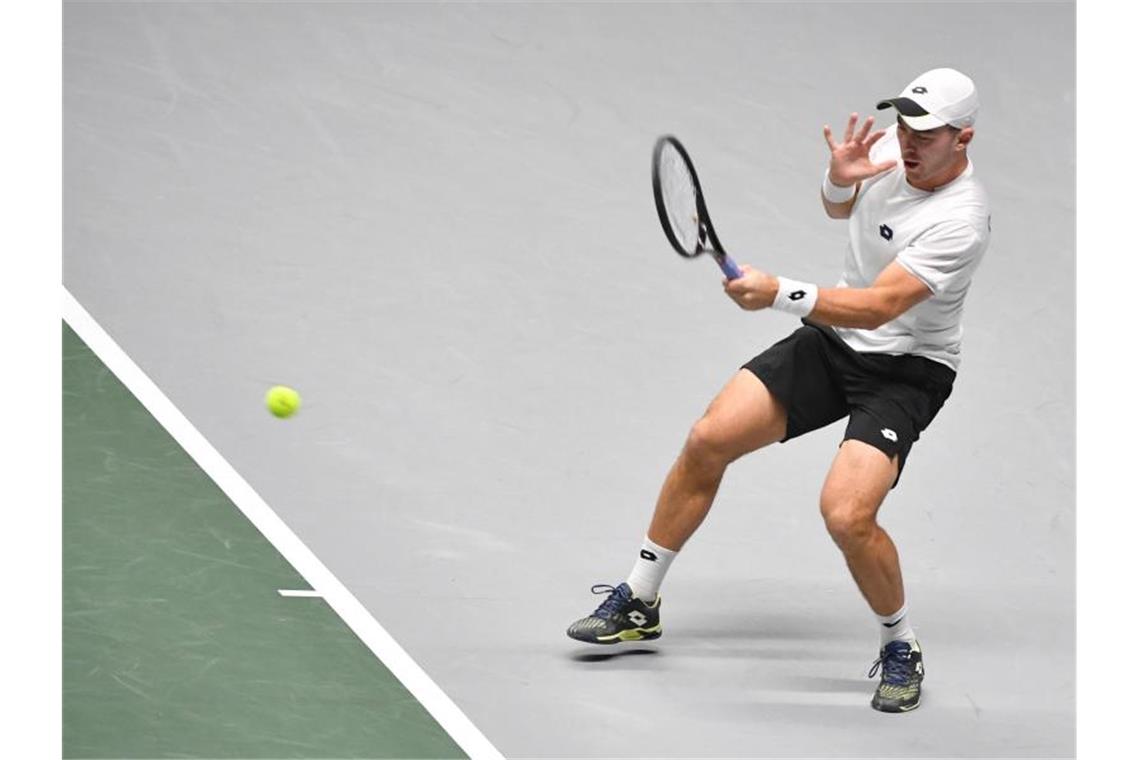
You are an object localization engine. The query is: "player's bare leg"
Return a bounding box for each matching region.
[647,369,787,550]
[819,439,924,712]
[819,440,901,614]
[567,369,785,645]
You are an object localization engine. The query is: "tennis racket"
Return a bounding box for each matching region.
[651,135,743,280]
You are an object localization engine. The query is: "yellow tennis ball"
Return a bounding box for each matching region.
[265,385,301,418]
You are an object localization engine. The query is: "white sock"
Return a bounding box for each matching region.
[625,536,676,602]
[877,603,918,647]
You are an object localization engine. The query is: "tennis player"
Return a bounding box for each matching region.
[568,68,990,713]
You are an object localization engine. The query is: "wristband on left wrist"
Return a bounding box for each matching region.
[822,168,857,204]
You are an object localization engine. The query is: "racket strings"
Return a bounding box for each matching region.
[657,145,702,255]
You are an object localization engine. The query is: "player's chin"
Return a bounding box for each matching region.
[903,166,928,185]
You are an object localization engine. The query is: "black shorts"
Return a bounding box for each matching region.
[741,321,956,487]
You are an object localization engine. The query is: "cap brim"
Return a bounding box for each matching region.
[876,97,948,131]
[898,113,949,131]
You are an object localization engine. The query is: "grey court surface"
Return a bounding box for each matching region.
[65,2,1074,757]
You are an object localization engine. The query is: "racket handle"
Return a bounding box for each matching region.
[716,254,743,280]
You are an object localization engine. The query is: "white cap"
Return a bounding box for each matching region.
[876,68,979,130]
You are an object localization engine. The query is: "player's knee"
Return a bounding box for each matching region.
[820,497,874,549]
[682,415,736,469]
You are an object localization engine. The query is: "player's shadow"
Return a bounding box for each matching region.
[687,611,854,641]
[569,647,660,663]
[791,675,869,694]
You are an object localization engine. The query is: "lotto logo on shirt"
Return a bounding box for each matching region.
[879,224,894,241]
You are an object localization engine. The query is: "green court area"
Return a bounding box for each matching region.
[63,323,464,759]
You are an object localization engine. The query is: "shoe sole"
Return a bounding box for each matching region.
[871,696,921,713]
[568,625,662,645]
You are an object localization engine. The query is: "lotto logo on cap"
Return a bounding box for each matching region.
[876,68,979,131]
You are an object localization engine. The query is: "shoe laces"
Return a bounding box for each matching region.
[590,583,632,619]
[867,640,914,685]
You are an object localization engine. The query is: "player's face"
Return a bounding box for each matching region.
[896,117,969,188]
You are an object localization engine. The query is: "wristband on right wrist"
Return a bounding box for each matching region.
[772,277,819,318]
[822,168,856,203]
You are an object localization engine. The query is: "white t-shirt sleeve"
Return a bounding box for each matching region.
[896,221,986,296]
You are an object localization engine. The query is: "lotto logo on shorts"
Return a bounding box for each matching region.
[879,224,894,241]
[881,428,898,442]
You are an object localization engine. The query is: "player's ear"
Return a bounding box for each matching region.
[955,127,974,150]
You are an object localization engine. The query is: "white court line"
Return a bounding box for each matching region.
[63,287,502,760]
[278,589,323,598]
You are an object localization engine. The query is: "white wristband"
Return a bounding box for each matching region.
[773,277,819,318]
[822,168,856,203]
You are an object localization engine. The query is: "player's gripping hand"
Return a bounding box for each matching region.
[823,113,897,187]
[723,264,778,311]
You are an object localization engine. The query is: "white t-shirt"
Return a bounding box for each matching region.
[831,124,991,371]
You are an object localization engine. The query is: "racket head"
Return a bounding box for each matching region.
[652,135,723,258]
[652,135,743,280]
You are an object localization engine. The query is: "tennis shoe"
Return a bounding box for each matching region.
[566,582,661,644]
[868,639,924,713]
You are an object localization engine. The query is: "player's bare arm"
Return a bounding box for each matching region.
[723,261,931,329]
[821,113,897,219]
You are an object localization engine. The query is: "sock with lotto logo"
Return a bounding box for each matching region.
[877,603,918,647]
[625,537,677,602]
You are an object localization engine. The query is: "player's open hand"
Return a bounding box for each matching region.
[723,264,778,311]
[823,113,897,188]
